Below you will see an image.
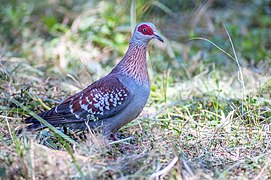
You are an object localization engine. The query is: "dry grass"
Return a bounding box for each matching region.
[1,57,271,179]
[1,0,271,179]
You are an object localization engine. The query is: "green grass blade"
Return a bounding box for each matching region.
[187,37,235,61]
[130,0,136,34]
[8,96,78,145]
[151,1,174,15]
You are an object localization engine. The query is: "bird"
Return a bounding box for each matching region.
[24,22,164,135]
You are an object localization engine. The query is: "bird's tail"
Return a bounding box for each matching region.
[17,108,57,134]
[24,116,44,130]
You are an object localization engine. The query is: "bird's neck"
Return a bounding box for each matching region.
[112,42,149,85]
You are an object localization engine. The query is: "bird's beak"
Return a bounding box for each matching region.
[153,32,164,43]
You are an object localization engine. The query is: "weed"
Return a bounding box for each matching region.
[1,0,271,179]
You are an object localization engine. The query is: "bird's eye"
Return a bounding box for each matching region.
[143,28,147,32]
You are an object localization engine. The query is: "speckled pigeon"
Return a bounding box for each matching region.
[25,22,164,134]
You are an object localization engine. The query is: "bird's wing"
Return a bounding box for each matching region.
[26,74,132,125]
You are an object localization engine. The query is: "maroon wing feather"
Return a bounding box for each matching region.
[25,74,132,129]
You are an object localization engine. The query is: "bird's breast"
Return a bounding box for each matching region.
[118,74,150,108]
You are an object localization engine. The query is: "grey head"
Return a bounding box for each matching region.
[130,22,164,45]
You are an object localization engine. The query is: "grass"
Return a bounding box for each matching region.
[1,0,271,179]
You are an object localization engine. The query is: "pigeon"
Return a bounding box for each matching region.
[25,22,164,135]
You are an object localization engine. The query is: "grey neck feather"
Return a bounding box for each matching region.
[130,33,150,46]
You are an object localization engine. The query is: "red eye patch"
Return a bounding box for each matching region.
[138,24,154,35]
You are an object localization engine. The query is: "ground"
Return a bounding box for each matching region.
[0,0,271,179]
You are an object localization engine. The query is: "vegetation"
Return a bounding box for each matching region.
[1,0,271,179]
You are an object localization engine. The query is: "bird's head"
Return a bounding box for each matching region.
[131,22,164,45]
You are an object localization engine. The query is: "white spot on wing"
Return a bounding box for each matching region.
[81,104,88,111]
